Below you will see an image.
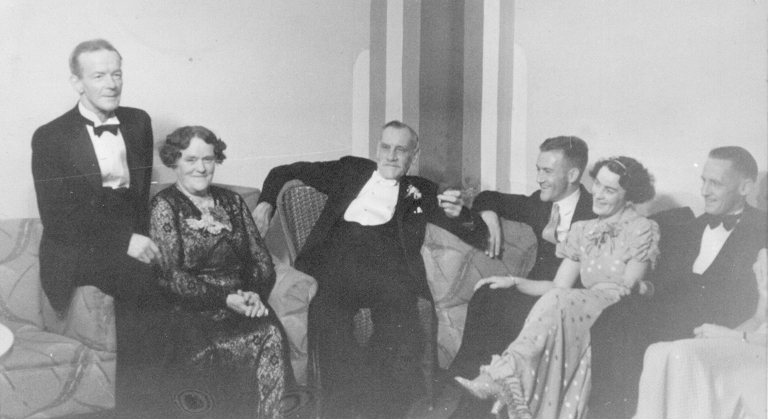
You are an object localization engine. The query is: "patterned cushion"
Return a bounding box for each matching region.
[422,220,537,367]
[0,219,45,330]
[0,333,115,418]
[46,286,117,353]
[0,218,116,418]
[1,323,115,371]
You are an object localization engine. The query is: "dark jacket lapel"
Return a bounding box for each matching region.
[701,205,764,278]
[573,184,596,223]
[114,107,146,192]
[65,106,102,191]
[302,163,376,256]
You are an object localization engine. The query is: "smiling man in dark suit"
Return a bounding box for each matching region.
[655,146,767,340]
[31,39,159,410]
[254,120,487,418]
[32,38,158,311]
[448,136,595,419]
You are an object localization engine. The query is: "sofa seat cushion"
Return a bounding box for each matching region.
[0,322,115,418]
[0,322,115,372]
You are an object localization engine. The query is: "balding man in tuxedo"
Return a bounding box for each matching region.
[32,39,161,410]
[255,121,488,418]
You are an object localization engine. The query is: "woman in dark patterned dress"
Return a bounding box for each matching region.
[150,125,286,418]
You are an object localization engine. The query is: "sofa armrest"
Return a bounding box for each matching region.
[268,258,318,385]
[423,220,536,310]
[422,220,536,366]
[44,286,116,353]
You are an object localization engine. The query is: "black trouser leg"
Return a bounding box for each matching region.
[448,285,538,379]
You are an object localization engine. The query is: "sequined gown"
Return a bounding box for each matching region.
[150,185,285,419]
[481,206,659,419]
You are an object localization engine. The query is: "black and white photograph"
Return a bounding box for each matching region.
[0,1,766,418]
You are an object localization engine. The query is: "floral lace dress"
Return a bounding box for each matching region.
[483,206,659,419]
[150,185,285,419]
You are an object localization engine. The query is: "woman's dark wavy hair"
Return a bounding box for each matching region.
[159,126,227,168]
[589,156,655,204]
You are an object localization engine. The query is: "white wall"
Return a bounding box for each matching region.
[0,0,370,219]
[514,0,768,215]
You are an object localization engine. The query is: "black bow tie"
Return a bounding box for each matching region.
[93,124,120,137]
[706,213,741,231]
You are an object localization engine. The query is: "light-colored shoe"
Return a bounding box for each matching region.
[454,374,502,400]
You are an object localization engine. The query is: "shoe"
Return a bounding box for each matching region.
[454,374,502,400]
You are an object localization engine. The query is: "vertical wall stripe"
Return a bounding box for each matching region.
[462,0,484,192]
[370,0,388,157]
[480,0,500,191]
[402,0,421,174]
[496,0,515,193]
[352,50,371,158]
[510,44,528,194]
[386,0,404,123]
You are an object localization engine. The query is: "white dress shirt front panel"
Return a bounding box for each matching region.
[343,170,399,225]
[79,102,130,189]
[554,188,581,242]
[692,224,733,275]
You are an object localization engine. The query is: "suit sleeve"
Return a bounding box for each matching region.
[419,180,488,250]
[258,156,364,212]
[131,111,154,236]
[31,112,152,253]
[32,127,130,249]
[471,190,531,223]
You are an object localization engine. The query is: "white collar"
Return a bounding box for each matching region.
[554,187,581,212]
[372,169,399,187]
[78,102,120,126]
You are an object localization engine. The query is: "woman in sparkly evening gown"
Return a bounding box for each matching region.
[150,126,287,418]
[456,156,659,419]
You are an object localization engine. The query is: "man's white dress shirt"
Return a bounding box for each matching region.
[344,170,399,225]
[79,102,130,189]
[692,211,742,274]
[554,188,581,242]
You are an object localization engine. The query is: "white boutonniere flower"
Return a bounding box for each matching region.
[406,185,422,200]
[185,206,232,234]
[406,184,424,213]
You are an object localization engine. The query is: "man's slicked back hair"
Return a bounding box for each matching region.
[540,136,589,177]
[69,39,122,78]
[709,146,758,181]
[383,120,419,149]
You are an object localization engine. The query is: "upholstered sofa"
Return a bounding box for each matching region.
[0,218,116,419]
[0,190,535,418]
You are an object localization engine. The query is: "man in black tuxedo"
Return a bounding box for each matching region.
[588,146,767,419]
[655,146,766,339]
[448,136,595,419]
[31,39,159,408]
[254,121,487,418]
